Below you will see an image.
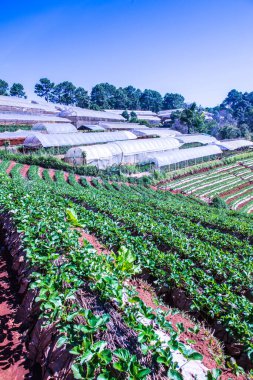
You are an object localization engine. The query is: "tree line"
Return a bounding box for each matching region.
[0,79,26,98]
[0,78,185,112]
[0,78,253,140]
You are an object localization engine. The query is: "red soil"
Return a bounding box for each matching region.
[77,229,111,255]
[38,167,43,178]
[219,181,252,198]
[6,161,16,175]
[236,197,253,210]
[0,252,29,380]
[19,164,30,179]
[226,187,253,204]
[129,279,245,380]
[63,172,69,181]
[48,169,55,180]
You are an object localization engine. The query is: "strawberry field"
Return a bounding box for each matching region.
[0,160,252,379]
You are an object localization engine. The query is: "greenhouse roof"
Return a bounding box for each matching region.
[0,130,41,139]
[105,109,158,116]
[32,123,77,134]
[0,95,58,114]
[66,137,180,159]
[24,130,136,148]
[215,139,253,151]
[148,145,223,167]
[100,122,148,130]
[0,113,70,123]
[132,128,182,137]
[175,134,218,144]
[58,106,124,121]
[78,124,106,132]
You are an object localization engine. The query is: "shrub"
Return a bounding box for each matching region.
[211,196,228,209]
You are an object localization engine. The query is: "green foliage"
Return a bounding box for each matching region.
[9,83,26,98]
[163,93,185,110]
[0,79,9,95]
[211,196,228,209]
[34,78,55,102]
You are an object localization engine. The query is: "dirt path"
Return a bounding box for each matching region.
[19,165,30,179]
[6,162,16,175]
[0,247,29,380]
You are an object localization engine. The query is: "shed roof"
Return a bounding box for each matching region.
[148,145,222,167]
[32,123,77,134]
[215,139,253,151]
[24,130,136,148]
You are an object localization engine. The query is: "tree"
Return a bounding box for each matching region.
[123,86,142,109]
[113,88,128,109]
[90,83,117,109]
[129,111,138,123]
[9,83,26,98]
[218,125,241,139]
[121,110,129,120]
[140,89,163,112]
[50,81,76,105]
[34,78,55,102]
[74,87,90,108]
[0,79,9,96]
[171,103,207,134]
[163,93,185,110]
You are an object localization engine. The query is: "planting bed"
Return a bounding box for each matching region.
[0,160,251,379]
[162,157,253,213]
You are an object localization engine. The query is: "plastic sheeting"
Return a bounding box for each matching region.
[32,123,77,134]
[24,131,137,148]
[0,95,58,114]
[175,134,218,144]
[148,145,223,168]
[132,128,182,137]
[99,122,148,130]
[0,130,41,139]
[215,139,253,151]
[0,113,70,123]
[65,137,181,168]
[78,125,106,132]
[58,106,124,121]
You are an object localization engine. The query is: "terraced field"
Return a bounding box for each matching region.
[0,159,252,379]
[162,157,253,213]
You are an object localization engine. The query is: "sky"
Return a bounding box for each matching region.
[0,0,253,107]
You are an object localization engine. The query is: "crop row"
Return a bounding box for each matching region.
[0,165,209,379]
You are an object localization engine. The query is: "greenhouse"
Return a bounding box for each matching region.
[132,128,182,138]
[0,112,70,126]
[65,137,181,168]
[23,131,137,149]
[0,95,58,115]
[99,122,145,130]
[175,134,218,144]
[148,145,223,169]
[215,139,253,151]
[32,123,77,134]
[77,124,106,132]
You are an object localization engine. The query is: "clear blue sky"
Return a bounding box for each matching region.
[1,0,253,106]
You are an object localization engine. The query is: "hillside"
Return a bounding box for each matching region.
[0,160,252,379]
